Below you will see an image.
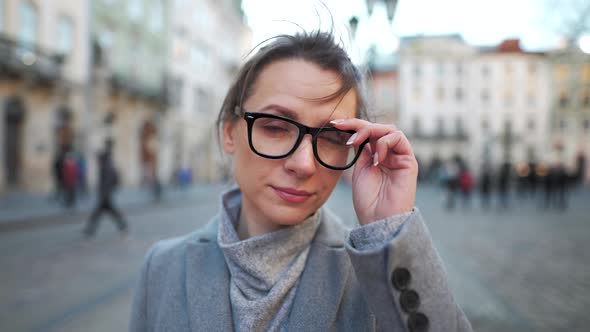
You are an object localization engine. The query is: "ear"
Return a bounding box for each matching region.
[222,120,237,155]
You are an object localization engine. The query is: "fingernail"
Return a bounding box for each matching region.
[330,119,344,124]
[373,152,379,167]
[346,133,357,145]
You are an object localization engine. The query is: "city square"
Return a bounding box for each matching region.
[0,182,588,331]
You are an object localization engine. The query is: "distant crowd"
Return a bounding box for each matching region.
[420,154,587,211]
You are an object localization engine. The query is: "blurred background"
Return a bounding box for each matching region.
[0,0,589,331]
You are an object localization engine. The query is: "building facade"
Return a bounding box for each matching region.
[547,44,590,182]
[168,0,250,183]
[398,35,475,172]
[1,0,90,193]
[90,0,171,188]
[468,40,551,173]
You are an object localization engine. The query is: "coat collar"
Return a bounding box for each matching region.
[183,190,351,331]
[185,216,233,331]
[287,209,351,331]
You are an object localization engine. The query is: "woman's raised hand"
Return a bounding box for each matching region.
[331,119,418,225]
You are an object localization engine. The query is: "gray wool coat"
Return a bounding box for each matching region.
[130,208,472,332]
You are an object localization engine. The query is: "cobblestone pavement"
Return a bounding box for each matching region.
[0,182,588,331]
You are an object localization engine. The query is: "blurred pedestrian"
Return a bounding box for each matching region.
[442,159,459,210]
[130,30,471,331]
[83,139,128,237]
[527,161,538,198]
[458,165,474,208]
[479,164,493,210]
[497,162,511,209]
[52,147,66,203]
[62,149,79,208]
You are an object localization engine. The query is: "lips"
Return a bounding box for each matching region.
[271,186,313,203]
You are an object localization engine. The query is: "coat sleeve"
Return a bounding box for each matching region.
[129,244,158,332]
[345,208,473,332]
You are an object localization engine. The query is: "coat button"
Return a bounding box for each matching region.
[400,289,420,313]
[391,267,411,290]
[407,312,429,332]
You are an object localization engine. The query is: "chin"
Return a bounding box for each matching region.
[269,206,318,227]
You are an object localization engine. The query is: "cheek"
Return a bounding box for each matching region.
[316,168,343,192]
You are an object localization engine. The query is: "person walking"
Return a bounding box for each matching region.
[83,139,128,237]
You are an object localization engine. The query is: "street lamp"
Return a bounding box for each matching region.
[365,0,398,22]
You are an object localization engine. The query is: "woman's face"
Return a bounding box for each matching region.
[223,59,358,230]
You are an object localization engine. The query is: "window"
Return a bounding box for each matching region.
[194,87,209,113]
[455,87,463,102]
[455,118,464,136]
[481,65,490,77]
[559,119,567,132]
[413,85,421,101]
[527,118,536,131]
[527,93,536,107]
[554,65,568,82]
[505,62,513,76]
[528,62,537,75]
[436,85,444,101]
[57,15,74,56]
[481,89,490,104]
[456,63,463,76]
[504,92,514,107]
[412,117,422,136]
[481,119,489,131]
[436,62,444,76]
[19,1,38,48]
[170,77,184,108]
[413,63,422,77]
[436,117,445,137]
[559,91,569,108]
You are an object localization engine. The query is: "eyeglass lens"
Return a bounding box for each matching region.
[250,116,358,168]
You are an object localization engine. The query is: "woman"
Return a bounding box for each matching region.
[130,31,472,332]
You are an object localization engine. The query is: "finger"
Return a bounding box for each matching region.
[344,123,398,147]
[374,131,415,165]
[331,118,397,134]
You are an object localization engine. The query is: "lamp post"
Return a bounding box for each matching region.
[349,0,399,38]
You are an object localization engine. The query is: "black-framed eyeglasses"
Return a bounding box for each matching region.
[237,108,368,170]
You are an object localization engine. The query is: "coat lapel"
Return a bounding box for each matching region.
[287,209,351,331]
[185,218,234,331]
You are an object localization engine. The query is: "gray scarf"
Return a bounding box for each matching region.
[217,188,320,332]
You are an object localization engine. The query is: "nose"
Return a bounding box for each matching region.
[284,135,317,178]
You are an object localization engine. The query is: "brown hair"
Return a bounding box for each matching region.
[216,30,369,132]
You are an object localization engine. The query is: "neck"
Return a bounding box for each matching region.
[237,198,285,240]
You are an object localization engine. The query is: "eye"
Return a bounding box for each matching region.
[318,130,352,145]
[255,118,295,135]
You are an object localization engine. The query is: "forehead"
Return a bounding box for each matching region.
[245,59,357,123]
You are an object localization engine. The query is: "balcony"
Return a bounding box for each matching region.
[0,34,65,86]
[109,73,169,108]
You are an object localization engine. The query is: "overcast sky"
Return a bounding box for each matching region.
[242,0,567,57]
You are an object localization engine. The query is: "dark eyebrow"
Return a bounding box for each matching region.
[258,104,299,121]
